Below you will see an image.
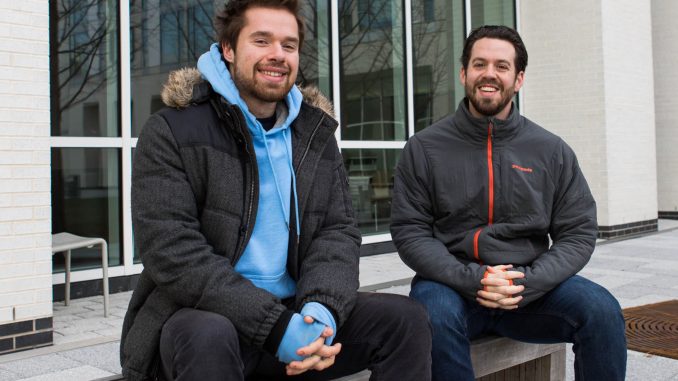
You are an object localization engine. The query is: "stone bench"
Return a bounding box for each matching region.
[333,336,566,381]
[98,336,565,381]
[96,275,566,381]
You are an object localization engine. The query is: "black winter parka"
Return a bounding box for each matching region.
[391,99,597,307]
[120,68,360,381]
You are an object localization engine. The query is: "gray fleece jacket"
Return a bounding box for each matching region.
[391,99,597,307]
[120,68,360,381]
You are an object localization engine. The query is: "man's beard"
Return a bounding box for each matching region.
[465,79,515,117]
[232,62,294,103]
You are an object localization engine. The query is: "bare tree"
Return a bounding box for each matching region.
[50,0,116,136]
[50,0,116,232]
[410,0,456,129]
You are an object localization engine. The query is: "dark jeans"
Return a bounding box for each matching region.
[159,292,432,381]
[410,275,626,381]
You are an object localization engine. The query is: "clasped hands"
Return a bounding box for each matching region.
[476,265,525,310]
[285,315,342,376]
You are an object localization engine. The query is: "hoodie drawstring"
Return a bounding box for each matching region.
[262,128,301,241]
[285,129,301,242]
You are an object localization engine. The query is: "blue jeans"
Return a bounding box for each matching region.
[410,275,626,381]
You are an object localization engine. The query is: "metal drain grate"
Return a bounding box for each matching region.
[624,299,678,360]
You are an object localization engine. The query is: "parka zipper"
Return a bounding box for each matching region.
[486,121,495,225]
[298,114,325,170]
[293,113,325,245]
[231,106,256,265]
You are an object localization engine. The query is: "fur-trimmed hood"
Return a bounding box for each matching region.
[161,67,336,118]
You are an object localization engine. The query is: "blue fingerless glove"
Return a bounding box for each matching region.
[301,302,337,344]
[276,312,325,363]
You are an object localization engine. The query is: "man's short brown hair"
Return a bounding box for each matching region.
[461,25,528,74]
[215,0,305,51]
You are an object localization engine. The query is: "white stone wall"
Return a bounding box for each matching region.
[519,0,608,221]
[0,0,52,324]
[600,0,657,225]
[652,0,678,214]
[520,0,657,227]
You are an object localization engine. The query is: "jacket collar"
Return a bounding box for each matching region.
[454,98,522,144]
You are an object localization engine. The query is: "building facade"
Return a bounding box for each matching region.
[0,0,675,353]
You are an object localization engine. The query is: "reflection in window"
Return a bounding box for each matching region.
[470,0,515,29]
[412,0,465,132]
[423,0,435,22]
[132,147,141,265]
[50,0,119,137]
[358,0,392,29]
[339,0,406,141]
[298,0,332,97]
[130,0,215,136]
[342,149,400,235]
[51,148,121,271]
[469,0,517,109]
[160,8,181,64]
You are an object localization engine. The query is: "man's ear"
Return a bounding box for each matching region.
[222,42,234,63]
[513,71,525,92]
[459,66,467,86]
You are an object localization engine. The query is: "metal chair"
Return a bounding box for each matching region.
[51,232,109,317]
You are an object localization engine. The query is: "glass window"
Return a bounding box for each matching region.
[411,0,465,132]
[358,0,392,29]
[342,149,401,235]
[298,0,332,97]
[160,8,181,64]
[130,0,215,136]
[470,0,515,29]
[51,148,122,271]
[339,0,406,141]
[50,0,119,137]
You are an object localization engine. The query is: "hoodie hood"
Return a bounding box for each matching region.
[196,43,302,137]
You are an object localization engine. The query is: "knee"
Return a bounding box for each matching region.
[586,287,623,324]
[569,280,624,331]
[366,293,432,340]
[163,308,239,355]
[410,279,467,330]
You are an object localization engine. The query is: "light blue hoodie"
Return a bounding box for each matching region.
[197,43,336,363]
[198,43,301,299]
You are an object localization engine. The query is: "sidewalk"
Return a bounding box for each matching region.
[0,221,677,380]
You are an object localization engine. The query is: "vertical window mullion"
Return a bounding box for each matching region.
[404,0,415,139]
[331,0,342,145]
[119,0,134,274]
[465,0,472,36]
[515,0,523,112]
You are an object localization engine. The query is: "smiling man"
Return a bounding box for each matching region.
[120,1,431,381]
[390,25,627,381]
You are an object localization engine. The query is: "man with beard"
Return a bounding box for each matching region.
[390,25,626,381]
[120,1,431,380]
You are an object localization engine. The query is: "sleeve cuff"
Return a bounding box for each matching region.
[263,309,294,356]
[275,313,325,363]
[301,302,337,344]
